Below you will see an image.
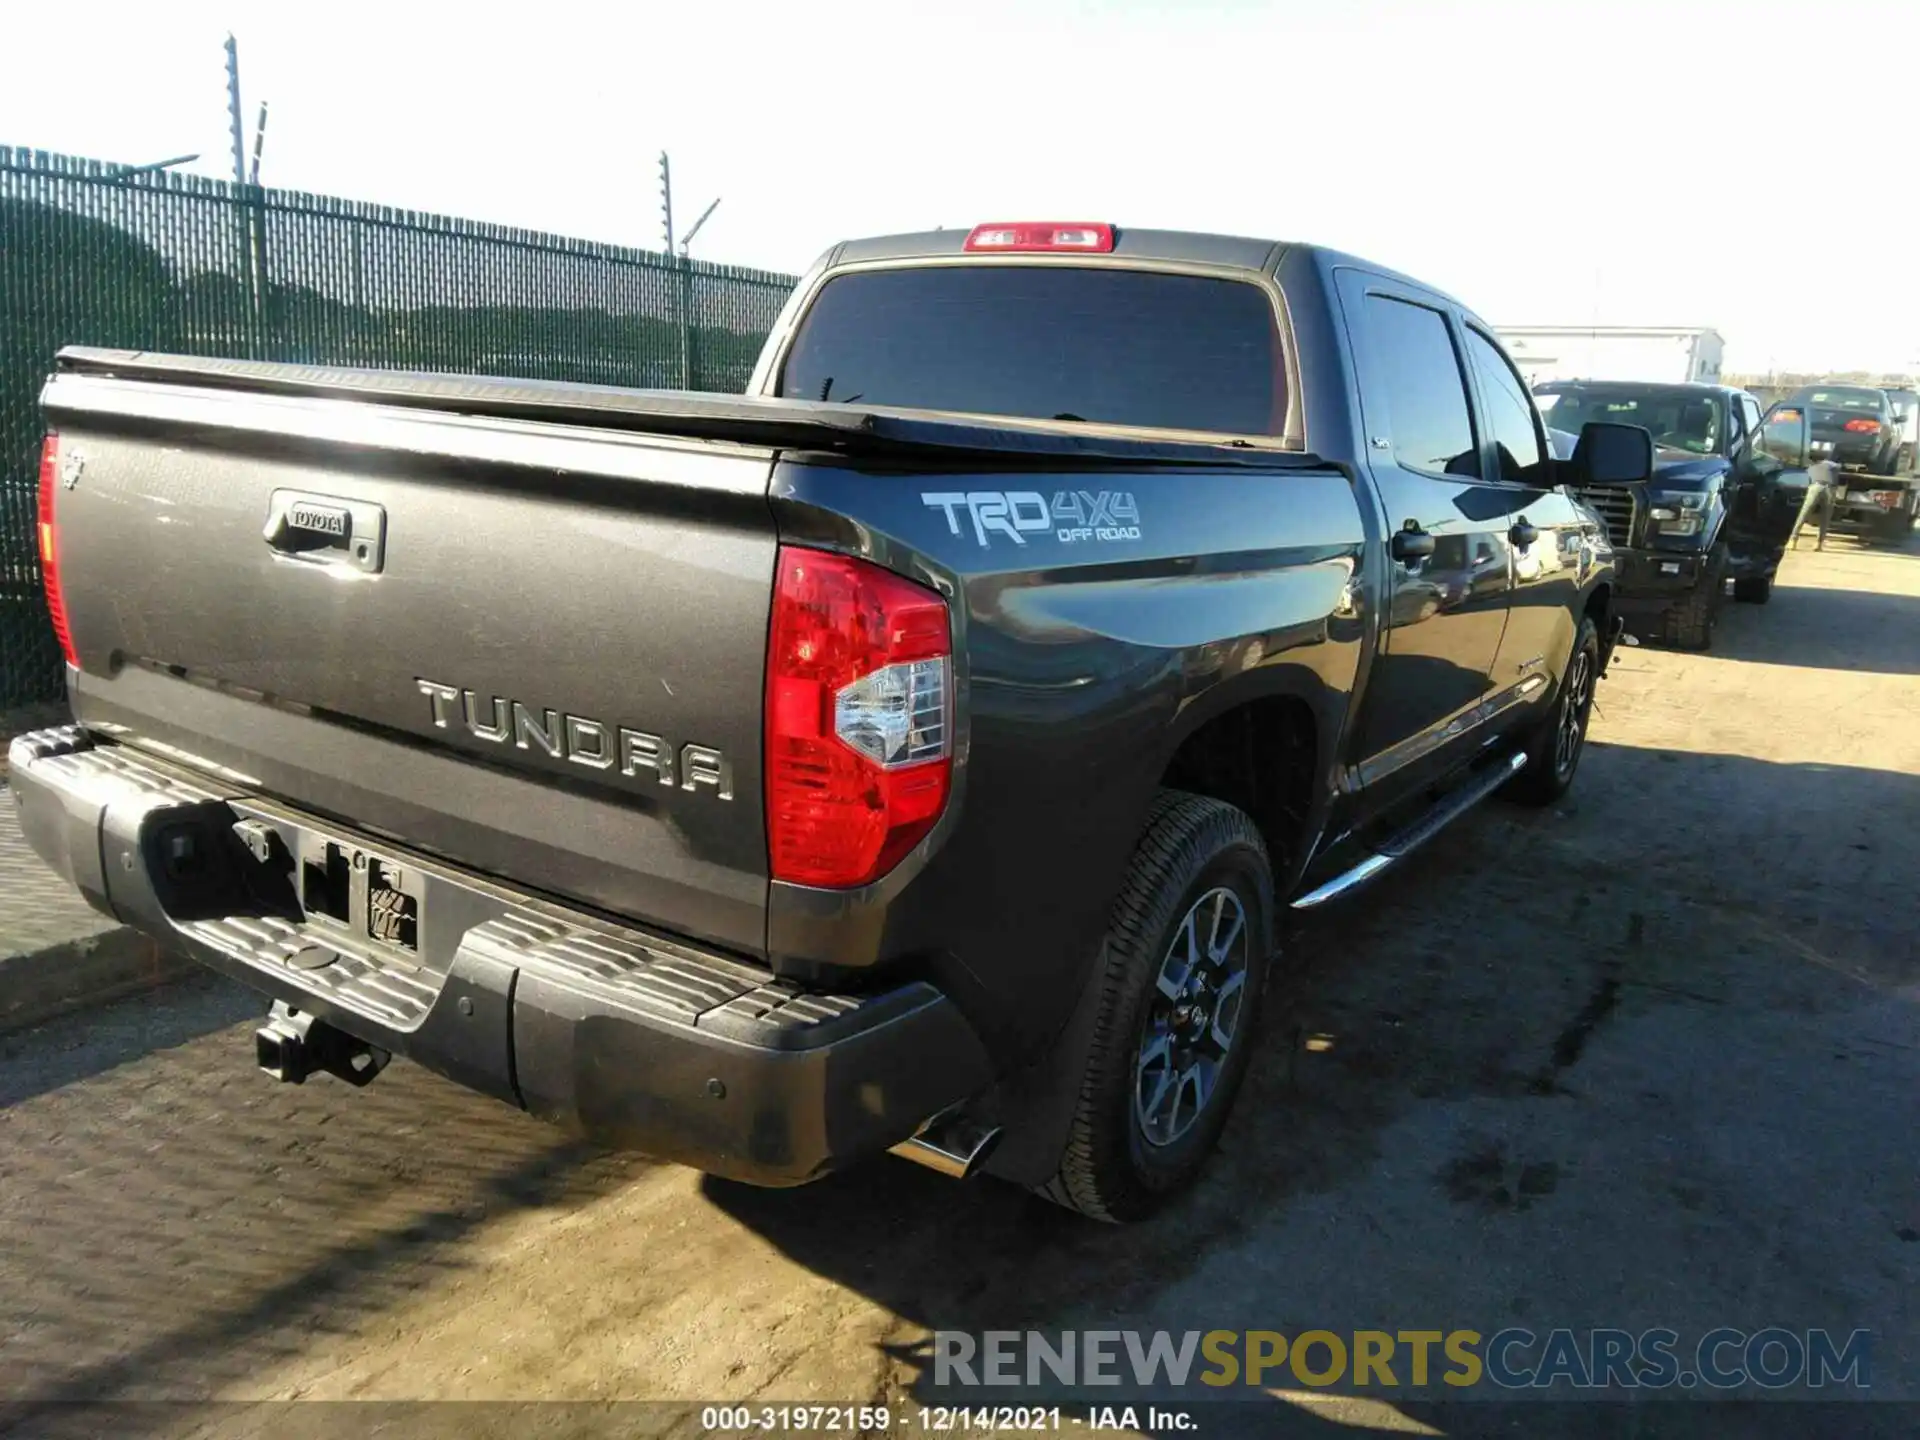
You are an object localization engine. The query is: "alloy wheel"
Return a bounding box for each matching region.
[1134,886,1252,1148]
[1555,649,1594,777]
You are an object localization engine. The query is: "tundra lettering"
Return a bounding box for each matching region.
[412,678,720,792]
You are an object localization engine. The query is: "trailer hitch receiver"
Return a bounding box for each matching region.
[256,1001,391,1087]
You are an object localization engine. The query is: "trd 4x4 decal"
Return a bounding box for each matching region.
[922,490,1142,547]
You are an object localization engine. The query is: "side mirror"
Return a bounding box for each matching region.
[1570,421,1654,485]
[1757,406,1810,468]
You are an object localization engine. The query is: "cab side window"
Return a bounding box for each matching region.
[1462,327,1545,483]
[1361,295,1478,478]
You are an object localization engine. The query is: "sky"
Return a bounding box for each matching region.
[4,0,1917,376]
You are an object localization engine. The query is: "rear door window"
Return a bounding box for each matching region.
[776,265,1288,437]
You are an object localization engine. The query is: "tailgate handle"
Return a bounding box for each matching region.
[263,490,387,575]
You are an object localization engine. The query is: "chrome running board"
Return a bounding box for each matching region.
[1291,751,1528,910]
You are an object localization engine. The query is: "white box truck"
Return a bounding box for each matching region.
[1497,326,1725,387]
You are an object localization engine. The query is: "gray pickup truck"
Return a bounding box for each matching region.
[12,223,1644,1220]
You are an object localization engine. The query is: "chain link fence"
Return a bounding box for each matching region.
[1,146,797,708]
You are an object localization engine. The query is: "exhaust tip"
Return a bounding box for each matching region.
[890,1111,1002,1180]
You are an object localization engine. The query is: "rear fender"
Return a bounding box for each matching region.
[765,456,1364,1072]
[1153,664,1346,887]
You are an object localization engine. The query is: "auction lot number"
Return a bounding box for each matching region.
[702,1407,1065,1431]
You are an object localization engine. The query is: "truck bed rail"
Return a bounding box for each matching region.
[53,347,1327,471]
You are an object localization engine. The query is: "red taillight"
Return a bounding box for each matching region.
[766,546,953,889]
[1843,417,1881,433]
[963,221,1115,254]
[37,433,78,670]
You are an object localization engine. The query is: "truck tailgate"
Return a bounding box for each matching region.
[41,368,779,957]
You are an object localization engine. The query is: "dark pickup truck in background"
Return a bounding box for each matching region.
[13,224,1646,1221]
[1536,380,1817,645]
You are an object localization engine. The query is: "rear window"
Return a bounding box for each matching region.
[1804,389,1885,410]
[775,265,1288,437]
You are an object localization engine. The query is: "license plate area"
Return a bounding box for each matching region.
[133,793,501,1031]
[299,837,422,957]
[368,859,420,951]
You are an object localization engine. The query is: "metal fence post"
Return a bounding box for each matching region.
[678,254,695,390]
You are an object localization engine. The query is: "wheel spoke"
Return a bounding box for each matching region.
[1156,913,1200,1001]
[1138,1032,1173,1079]
[1136,1032,1178,1135]
[1208,907,1244,964]
[1209,970,1247,1051]
[1139,1064,1174,1129]
[1167,1065,1192,1136]
[1184,1057,1214,1116]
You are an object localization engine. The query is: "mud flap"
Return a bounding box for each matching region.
[974,936,1116,1189]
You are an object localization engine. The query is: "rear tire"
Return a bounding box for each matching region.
[1036,791,1273,1223]
[1732,575,1773,604]
[1504,615,1600,808]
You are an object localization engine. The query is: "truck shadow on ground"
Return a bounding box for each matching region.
[1697,579,1920,675]
[0,995,650,1425]
[705,743,1920,1436]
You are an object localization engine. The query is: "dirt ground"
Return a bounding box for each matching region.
[2,532,1916,1438]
